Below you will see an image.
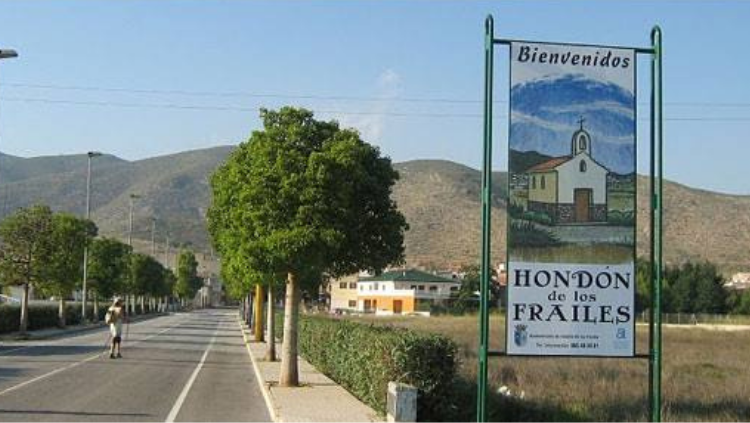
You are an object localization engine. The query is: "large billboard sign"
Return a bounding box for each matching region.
[506,42,637,357]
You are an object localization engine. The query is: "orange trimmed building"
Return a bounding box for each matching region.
[349,269,461,316]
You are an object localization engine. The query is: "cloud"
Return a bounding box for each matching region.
[337,68,402,142]
[377,69,402,95]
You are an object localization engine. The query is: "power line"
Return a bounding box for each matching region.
[0,82,478,105]
[4,81,750,109]
[2,95,750,121]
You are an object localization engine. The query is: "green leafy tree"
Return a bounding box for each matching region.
[88,237,132,301]
[692,262,727,313]
[208,107,408,386]
[130,253,165,313]
[635,259,651,312]
[161,267,177,310]
[731,289,750,315]
[44,212,97,327]
[458,264,480,300]
[175,249,202,303]
[662,261,727,314]
[0,205,55,334]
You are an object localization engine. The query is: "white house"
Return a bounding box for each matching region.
[356,269,461,316]
[526,120,609,224]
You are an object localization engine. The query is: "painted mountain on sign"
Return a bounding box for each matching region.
[510,74,635,174]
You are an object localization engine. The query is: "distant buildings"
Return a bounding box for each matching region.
[329,273,359,311]
[329,269,461,316]
[725,273,750,291]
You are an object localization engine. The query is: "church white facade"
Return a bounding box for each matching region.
[526,122,609,225]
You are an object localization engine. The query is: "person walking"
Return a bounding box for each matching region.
[105,297,128,359]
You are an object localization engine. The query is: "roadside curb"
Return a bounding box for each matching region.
[237,316,280,423]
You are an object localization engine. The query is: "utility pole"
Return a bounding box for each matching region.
[151,217,157,255]
[128,193,141,246]
[127,193,140,316]
[0,48,18,188]
[164,234,171,268]
[81,151,102,321]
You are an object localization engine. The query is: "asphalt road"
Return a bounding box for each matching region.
[0,309,271,422]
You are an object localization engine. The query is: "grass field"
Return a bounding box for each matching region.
[347,314,750,422]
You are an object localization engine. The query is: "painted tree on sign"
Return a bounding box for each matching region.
[208,107,408,386]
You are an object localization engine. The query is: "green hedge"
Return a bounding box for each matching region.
[298,316,458,421]
[0,302,150,334]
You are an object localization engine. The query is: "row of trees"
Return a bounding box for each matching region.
[208,107,408,386]
[636,259,750,315]
[0,204,204,335]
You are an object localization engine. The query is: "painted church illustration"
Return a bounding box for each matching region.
[526,119,609,225]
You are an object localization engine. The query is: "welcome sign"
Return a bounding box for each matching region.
[506,42,636,357]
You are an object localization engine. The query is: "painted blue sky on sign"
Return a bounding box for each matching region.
[510,74,635,174]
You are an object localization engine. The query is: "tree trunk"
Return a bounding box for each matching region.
[140,296,145,314]
[254,284,265,342]
[250,290,253,328]
[248,291,254,328]
[279,272,300,387]
[93,294,99,322]
[265,286,276,362]
[58,297,66,328]
[19,283,29,335]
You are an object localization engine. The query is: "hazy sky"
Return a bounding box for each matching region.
[0,1,748,194]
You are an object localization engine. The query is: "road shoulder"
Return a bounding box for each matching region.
[238,318,382,423]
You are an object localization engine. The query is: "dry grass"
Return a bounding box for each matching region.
[348,314,750,421]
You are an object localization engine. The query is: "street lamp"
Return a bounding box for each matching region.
[81,151,102,321]
[0,48,18,187]
[126,193,141,315]
[0,49,18,59]
[128,193,141,246]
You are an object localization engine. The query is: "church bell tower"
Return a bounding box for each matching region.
[571,116,591,156]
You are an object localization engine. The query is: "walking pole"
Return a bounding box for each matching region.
[102,331,113,358]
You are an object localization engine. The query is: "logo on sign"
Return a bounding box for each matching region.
[616,328,627,339]
[514,324,528,347]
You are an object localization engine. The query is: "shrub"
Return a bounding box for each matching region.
[509,221,560,248]
[298,316,458,421]
[0,302,131,334]
[508,202,525,218]
[521,210,553,226]
[608,210,635,226]
[0,305,20,333]
[0,303,58,333]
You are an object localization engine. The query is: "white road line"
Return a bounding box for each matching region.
[165,324,219,423]
[0,318,185,398]
[237,317,279,422]
[0,353,102,397]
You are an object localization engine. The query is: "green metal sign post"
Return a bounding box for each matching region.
[476,14,494,423]
[477,14,663,422]
[649,25,664,423]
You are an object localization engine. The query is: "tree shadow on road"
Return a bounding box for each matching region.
[0,345,102,357]
[0,367,26,380]
[0,409,151,418]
